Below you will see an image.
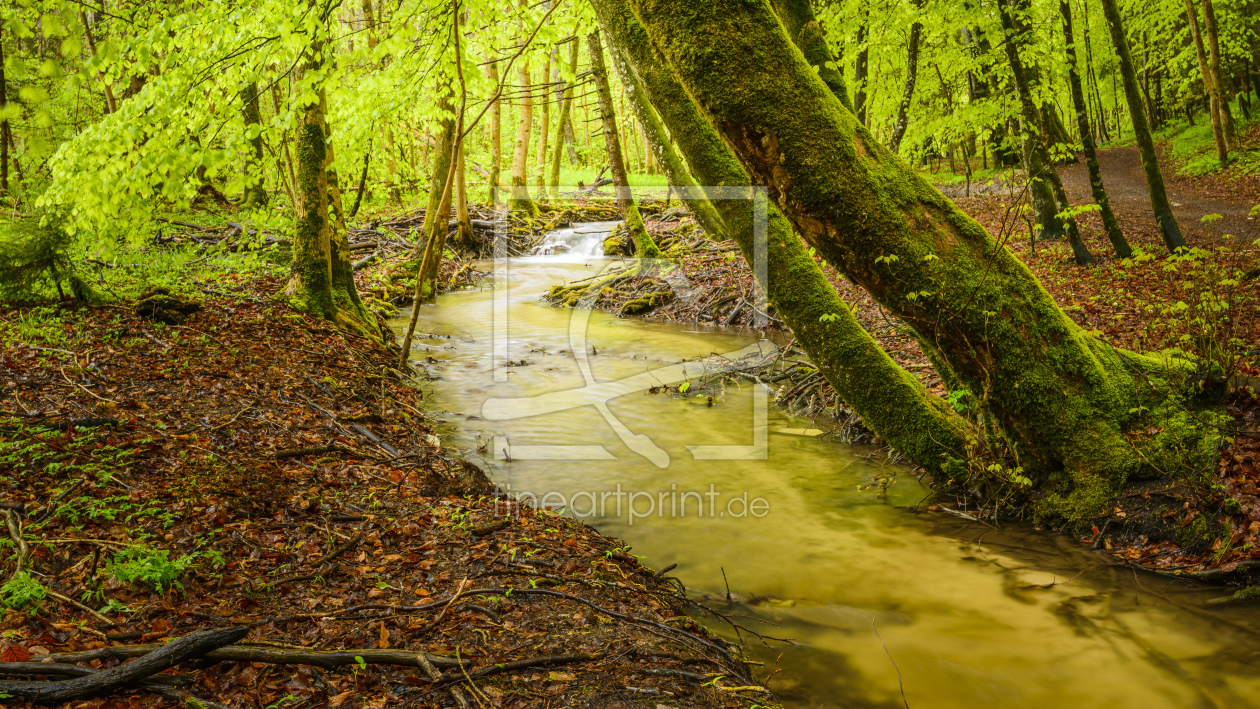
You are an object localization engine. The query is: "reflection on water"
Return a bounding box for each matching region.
[391,245,1260,708]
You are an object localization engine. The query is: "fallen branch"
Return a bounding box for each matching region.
[42,642,465,671]
[432,653,604,688]
[0,625,248,703]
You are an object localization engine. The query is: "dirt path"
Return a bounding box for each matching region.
[1058,145,1258,244]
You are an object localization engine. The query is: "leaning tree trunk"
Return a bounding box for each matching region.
[607,40,727,241]
[240,83,269,209]
[1184,0,1228,163]
[626,0,1207,496]
[1099,0,1186,252]
[593,0,971,470]
[587,30,659,258]
[997,0,1093,263]
[888,0,924,154]
[1061,0,1130,258]
[1201,0,1237,148]
[770,0,853,111]
[549,37,579,198]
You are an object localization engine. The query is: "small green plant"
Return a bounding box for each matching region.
[104,546,199,593]
[0,572,47,614]
[0,216,96,302]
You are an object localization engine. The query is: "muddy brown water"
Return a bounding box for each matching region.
[392,226,1260,708]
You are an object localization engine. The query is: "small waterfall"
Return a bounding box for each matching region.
[528,221,623,260]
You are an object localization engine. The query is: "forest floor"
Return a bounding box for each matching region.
[561,138,1260,589]
[0,274,774,707]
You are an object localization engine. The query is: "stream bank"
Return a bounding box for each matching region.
[394,223,1260,708]
[0,272,769,708]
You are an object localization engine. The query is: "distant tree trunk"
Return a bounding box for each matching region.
[454,140,472,248]
[889,0,924,154]
[1184,0,1228,162]
[1061,0,1130,258]
[594,0,969,469]
[240,83,269,209]
[564,116,578,164]
[628,0,1210,495]
[348,144,371,219]
[536,49,551,190]
[997,0,1092,262]
[1101,0,1187,251]
[549,38,579,197]
[587,31,660,257]
[79,13,117,115]
[770,0,853,111]
[486,57,502,205]
[509,48,539,215]
[1201,0,1237,147]
[0,24,9,197]
[853,2,870,125]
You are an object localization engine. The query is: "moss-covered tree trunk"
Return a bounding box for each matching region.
[1201,0,1237,147]
[0,25,9,197]
[997,0,1092,263]
[888,0,924,154]
[606,39,726,241]
[416,86,456,257]
[549,38,579,199]
[587,30,659,258]
[1184,0,1228,163]
[1099,0,1186,252]
[279,79,377,339]
[769,0,853,112]
[626,0,1204,492]
[1061,0,1130,258]
[593,0,970,471]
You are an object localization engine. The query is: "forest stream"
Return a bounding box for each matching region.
[392,225,1260,709]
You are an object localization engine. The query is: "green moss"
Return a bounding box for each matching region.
[621,290,673,315]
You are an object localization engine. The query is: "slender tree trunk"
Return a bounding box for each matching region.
[79,12,117,115]
[997,0,1088,259]
[536,49,551,190]
[853,2,870,125]
[628,0,1203,491]
[770,0,853,111]
[1061,0,1130,258]
[454,138,472,248]
[549,38,579,196]
[565,116,578,164]
[509,47,539,215]
[593,0,969,470]
[889,0,924,154]
[587,30,659,257]
[0,23,9,197]
[486,57,502,205]
[1100,0,1186,251]
[1201,0,1237,147]
[1184,0,1228,163]
[241,83,269,209]
[416,86,456,256]
[348,144,371,219]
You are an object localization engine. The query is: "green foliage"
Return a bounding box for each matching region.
[0,217,94,302]
[0,571,47,615]
[104,546,199,594]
